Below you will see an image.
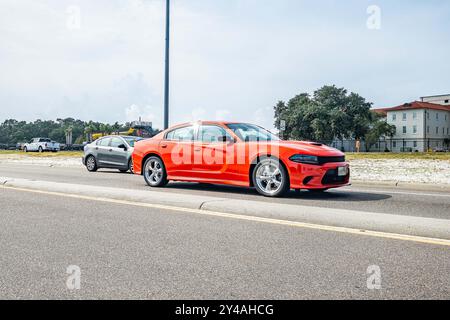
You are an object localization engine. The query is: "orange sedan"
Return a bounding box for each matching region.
[132,121,350,197]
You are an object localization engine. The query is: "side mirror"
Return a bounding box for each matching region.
[118,144,127,151]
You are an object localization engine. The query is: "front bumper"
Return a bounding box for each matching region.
[287,161,350,190]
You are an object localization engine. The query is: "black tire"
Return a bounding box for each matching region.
[23,147,27,153]
[38,146,43,153]
[143,156,168,187]
[252,157,289,197]
[128,158,134,174]
[86,155,98,172]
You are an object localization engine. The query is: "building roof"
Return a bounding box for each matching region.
[420,93,450,99]
[374,101,450,114]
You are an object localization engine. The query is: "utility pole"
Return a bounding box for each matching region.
[163,0,170,129]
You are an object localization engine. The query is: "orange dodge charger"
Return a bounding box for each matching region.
[132,121,350,197]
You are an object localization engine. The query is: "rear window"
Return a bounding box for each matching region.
[166,126,195,141]
[97,138,111,147]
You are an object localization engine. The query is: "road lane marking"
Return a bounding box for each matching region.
[3,185,450,247]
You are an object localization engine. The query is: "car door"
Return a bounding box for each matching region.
[194,124,237,181]
[108,137,129,168]
[159,125,195,178]
[96,137,111,165]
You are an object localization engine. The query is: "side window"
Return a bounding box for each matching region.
[166,126,194,141]
[98,138,111,147]
[110,137,123,148]
[199,125,231,143]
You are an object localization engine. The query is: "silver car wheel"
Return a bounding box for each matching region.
[86,156,96,171]
[144,158,163,185]
[255,161,283,195]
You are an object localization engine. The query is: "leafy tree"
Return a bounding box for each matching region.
[274,85,373,142]
[364,114,396,151]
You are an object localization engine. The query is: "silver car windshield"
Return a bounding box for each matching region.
[123,137,143,147]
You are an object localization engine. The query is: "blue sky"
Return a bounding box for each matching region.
[1,0,449,129]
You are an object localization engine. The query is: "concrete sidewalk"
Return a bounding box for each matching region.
[2,176,450,240]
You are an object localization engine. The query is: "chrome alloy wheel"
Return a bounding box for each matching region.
[255,161,283,195]
[144,158,164,185]
[86,156,96,171]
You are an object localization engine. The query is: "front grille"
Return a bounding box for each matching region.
[321,168,349,185]
[317,156,345,165]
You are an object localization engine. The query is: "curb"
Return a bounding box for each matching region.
[351,180,450,192]
[2,176,450,241]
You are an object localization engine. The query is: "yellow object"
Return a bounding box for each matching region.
[91,128,135,141]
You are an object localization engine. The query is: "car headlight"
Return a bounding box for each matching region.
[289,154,319,165]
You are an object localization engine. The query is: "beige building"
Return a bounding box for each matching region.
[376,95,450,152]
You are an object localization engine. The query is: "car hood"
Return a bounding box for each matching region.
[270,140,344,156]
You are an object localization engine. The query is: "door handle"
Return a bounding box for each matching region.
[108,149,113,152]
[194,148,201,152]
[161,144,168,149]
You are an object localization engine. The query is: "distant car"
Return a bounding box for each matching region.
[82,135,144,173]
[23,138,60,152]
[132,121,350,197]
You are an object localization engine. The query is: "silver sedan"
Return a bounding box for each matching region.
[82,136,143,173]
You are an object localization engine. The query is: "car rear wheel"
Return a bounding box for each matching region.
[38,146,43,153]
[23,147,27,153]
[143,156,168,187]
[86,155,98,172]
[253,158,289,197]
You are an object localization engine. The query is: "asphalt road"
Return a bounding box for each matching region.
[1,163,449,219]
[1,187,450,299]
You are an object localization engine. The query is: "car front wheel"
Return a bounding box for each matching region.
[253,158,289,197]
[143,156,168,187]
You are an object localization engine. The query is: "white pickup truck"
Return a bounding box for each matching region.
[23,138,60,153]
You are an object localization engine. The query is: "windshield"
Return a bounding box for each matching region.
[123,136,143,147]
[226,123,280,142]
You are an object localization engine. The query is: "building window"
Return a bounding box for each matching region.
[413,125,417,134]
[427,126,430,133]
[447,128,449,135]
[444,128,445,135]
[413,112,417,119]
[393,141,397,148]
[413,141,417,148]
[402,126,407,134]
[392,114,396,121]
[403,141,407,147]
[402,113,407,121]
[436,113,439,120]
[445,99,449,103]
[436,127,439,134]
[427,112,430,120]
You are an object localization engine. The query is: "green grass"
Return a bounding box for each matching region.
[346,152,450,160]
[0,150,83,157]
